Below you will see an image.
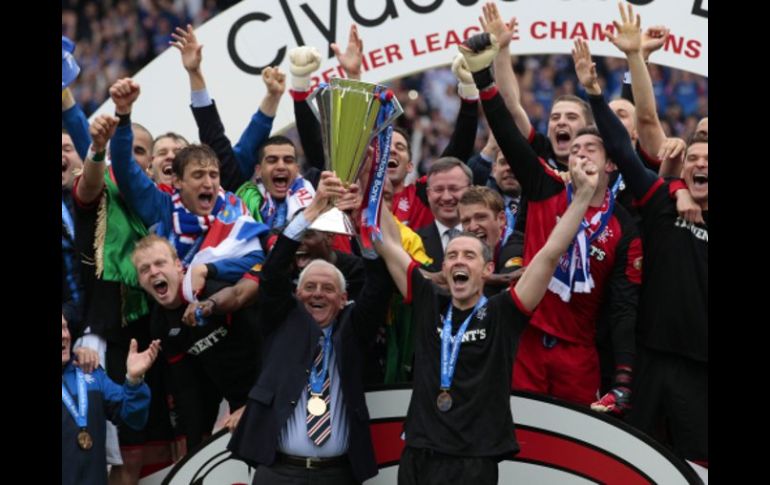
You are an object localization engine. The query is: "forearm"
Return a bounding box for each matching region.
[292,92,326,170]
[493,46,531,136]
[76,148,107,204]
[62,103,92,160]
[190,100,248,190]
[587,94,658,198]
[233,109,275,179]
[440,99,478,161]
[626,51,665,155]
[111,120,166,227]
[206,278,259,314]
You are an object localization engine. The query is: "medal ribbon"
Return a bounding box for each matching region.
[440,296,488,390]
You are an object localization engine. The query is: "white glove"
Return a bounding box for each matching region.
[288,46,322,91]
[458,33,500,73]
[451,53,479,100]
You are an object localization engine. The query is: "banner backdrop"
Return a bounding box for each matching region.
[89,0,707,142]
[139,388,707,485]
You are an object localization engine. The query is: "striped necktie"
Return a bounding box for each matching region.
[306,340,332,446]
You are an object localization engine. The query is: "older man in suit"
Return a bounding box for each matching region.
[228,172,393,485]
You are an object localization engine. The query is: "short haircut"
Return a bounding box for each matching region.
[427,157,473,185]
[152,131,189,152]
[459,186,504,214]
[131,234,178,267]
[132,122,153,142]
[258,135,296,162]
[297,259,347,292]
[575,125,603,140]
[392,126,412,161]
[447,231,492,263]
[553,94,595,126]
[688,131,708,146]
[172,144,220,178]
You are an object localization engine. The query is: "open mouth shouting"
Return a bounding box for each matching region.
[555,130,572,152]
[271,173,290,197]
[152,278,169,298]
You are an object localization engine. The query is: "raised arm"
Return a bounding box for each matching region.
[514,158,597,312]
[231,67,285,174]
[372,205,413,298]
[441,54,480,162]
[481,2,532,137]
[606,4,668,167]
[75,114,119,205]
[572,38,658,200]
[462,33,559,200]
[61,87,92,159]
[108,79,170,227]
[289,46,326,171]
[172,24,250,190]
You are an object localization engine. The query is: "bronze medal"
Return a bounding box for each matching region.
[77,429,93,450]
[436,390,453,412]
[307,395,327,416]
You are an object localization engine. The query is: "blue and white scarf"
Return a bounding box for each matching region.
[548,176,622,302]
[167,189,226,269]
[258,176,315,229]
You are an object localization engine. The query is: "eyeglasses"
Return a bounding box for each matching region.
[427,185,468,196]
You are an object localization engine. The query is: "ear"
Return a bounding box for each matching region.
[497,210,507,227]
[407,160,414,173]
[605,159,617,173]
[482,260,494,279]
[172,174,182,189]
[174,258,183,273]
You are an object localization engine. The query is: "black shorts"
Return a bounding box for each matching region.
[398,446,498,485]
[627,346,708,461]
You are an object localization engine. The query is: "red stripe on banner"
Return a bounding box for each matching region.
[370,421,407,465]
[516,428,649,484]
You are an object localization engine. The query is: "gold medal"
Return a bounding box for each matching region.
[436,390,453,412]
[77,429,93,450]
[307,395,327,416]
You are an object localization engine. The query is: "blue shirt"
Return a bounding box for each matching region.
[277,326,350,457]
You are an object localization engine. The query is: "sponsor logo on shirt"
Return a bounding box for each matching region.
[187,326,228,355]
[674,217,708,242]
[590,245,606,261]
[436,326,487,342]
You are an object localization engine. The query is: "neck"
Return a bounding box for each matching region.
[392,180,406,193]
[437,217,459,228]
[452,292,481,311]
[589,180,609,207]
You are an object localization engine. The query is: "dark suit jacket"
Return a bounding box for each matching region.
[228,234,393,483]
[417,222,444,272]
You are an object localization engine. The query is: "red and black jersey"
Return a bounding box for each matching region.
[481,89,641,348]
[392,179,434,231]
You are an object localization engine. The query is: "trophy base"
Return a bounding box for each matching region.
[309,207,356,236]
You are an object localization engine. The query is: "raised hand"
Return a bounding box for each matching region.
[262,66,287,97]
[125,338,161,382]
[570,156,599,199]
[458,32,499,73]
[331,24,363,80]
[109,78,141,115]
[605,2,642,54]
[170,24,203,73]
[288,46,322,91]
[451,53,479,99]
[479,2,517,50]
[89,114,119,152]
[642,25,669,60]
[571,38,600,95]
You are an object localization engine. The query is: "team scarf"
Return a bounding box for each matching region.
[256,176,315,229]
[179,191,269,302]
[548,175,623,302]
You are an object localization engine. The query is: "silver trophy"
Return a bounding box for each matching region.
[307,78,403,235]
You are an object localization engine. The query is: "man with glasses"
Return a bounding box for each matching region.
[417,158,472,271]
